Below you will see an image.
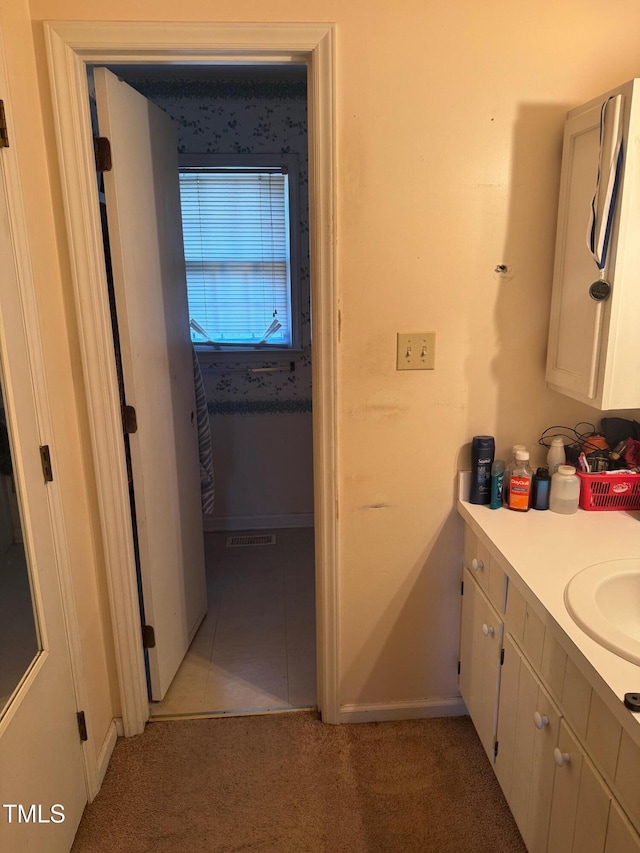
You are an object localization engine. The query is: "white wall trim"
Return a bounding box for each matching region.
[43,21,339,735]
[307,22,339,726]
[204,513,314,532]
[95,719,118,796]
[44,27,150,739]
[338,697,467,724]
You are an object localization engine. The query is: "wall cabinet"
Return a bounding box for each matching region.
[546,78,640,410]
[459,523,640,853]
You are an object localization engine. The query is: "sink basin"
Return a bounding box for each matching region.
[565,559,640,666]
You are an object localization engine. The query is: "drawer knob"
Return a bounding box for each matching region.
[472,558,485,571]
[534,711,550,730]
[482,623,495,637]
[554,748,571,767]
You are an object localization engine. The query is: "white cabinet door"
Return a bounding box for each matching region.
[546,101,605,401]
[546,78,640,410]
[495,635,561,853]
[459,567,504,762]
[547,719,612,853]
[493,633,520,798]
[605,802,640,853]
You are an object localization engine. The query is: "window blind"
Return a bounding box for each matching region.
[179,170,292,347]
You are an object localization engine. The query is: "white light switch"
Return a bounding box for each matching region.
[396,332,436,370]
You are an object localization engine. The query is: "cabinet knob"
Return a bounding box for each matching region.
[472,558,484,572]
[534,711,550,730]
[482,623,495,637]
[554,748,571,767]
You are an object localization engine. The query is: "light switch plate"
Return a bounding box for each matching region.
[397,332,436,370]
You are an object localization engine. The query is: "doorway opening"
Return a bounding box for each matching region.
[45,21,337,737]
[89,62,317,718]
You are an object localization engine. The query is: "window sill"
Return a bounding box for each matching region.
[194,345,305,368]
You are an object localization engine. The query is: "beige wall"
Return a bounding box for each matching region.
[9,0,640,734]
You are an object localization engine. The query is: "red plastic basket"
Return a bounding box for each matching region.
[577,471,640,511]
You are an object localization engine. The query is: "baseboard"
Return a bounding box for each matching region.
[114,717,125,738]
[338,696,467,724]
[204,513,314,532]
[93,719,118,800]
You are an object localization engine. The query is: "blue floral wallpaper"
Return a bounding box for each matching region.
[120,70,312,414]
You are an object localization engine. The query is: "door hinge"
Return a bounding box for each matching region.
[500,647,505,665]
[0,100,9,148]
[142,624,156,649]
[457,659,461,675]
[94,136,112,172]
[460,580,464,595]
[39,445,53,483]
[77,711,88,742]
[494,740,499,759]
[122,404,138,435]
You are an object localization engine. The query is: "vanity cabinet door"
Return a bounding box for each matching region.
[605,802,640,853]
[459,567,504,762]
[548,719,612,853]
[495,634,562,853]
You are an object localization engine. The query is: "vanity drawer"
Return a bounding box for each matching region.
[540,629,568,702]
[463,526,506,613]
[504,577,526,640]
[586,691,622,783]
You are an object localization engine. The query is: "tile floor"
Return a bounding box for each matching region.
[150,527,317,718]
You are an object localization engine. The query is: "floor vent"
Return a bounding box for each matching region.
[226,534,277,548]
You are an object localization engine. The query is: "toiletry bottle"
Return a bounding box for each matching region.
[531,467,550,510]
[490,460,505,509]
[549,464,580,514]
[508,450,533,512]
[503,444,526,506]
[546,437,566,474]
[469,435,495,505]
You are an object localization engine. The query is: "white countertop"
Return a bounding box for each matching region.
[457,491,640,728]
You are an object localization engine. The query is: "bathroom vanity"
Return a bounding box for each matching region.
[457,488,640,852]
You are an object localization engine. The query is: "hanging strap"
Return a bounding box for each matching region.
[587,94,624,273]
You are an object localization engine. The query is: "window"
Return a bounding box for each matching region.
[178,153,300,353]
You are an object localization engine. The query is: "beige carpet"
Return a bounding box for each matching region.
[72,711,526,852]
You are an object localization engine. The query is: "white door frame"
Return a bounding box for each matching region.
[44,21,339,733]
